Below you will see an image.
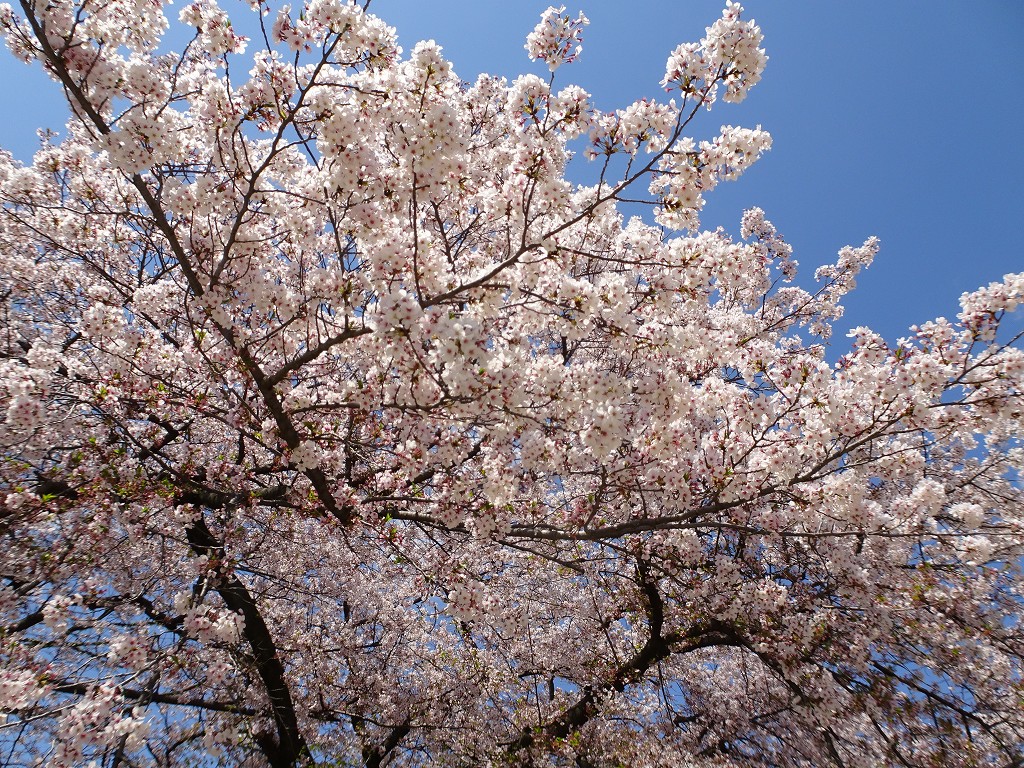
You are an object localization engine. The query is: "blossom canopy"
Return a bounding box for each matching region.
[0,1,1022,767]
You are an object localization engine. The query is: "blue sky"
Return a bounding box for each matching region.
[1,1,1021,346]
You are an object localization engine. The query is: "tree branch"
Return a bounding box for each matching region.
[185,514,308,768]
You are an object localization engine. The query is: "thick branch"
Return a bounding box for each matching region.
[51,680,258,716]
[361,720,412,768]
[507,574,743,753]
[185,514,308,768]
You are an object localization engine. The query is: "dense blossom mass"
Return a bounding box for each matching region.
[0,1,1021,766]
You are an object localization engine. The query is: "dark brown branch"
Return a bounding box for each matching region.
[185,514,308,768]
[5,609,44,634]
[507,572,744,754]
[362,720,412,768]
[50,680,258,716]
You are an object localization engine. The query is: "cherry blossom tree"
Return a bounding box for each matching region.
[0,1,1022,766]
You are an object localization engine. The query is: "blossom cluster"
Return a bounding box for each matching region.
[179,601,246,644]
[525,5,589,72]
[446,580,521,635]
[662,1,766,104]
[179,0,247,57]
[649,124,772,230]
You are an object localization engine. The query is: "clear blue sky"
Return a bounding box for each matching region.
[1,1,1021,346]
